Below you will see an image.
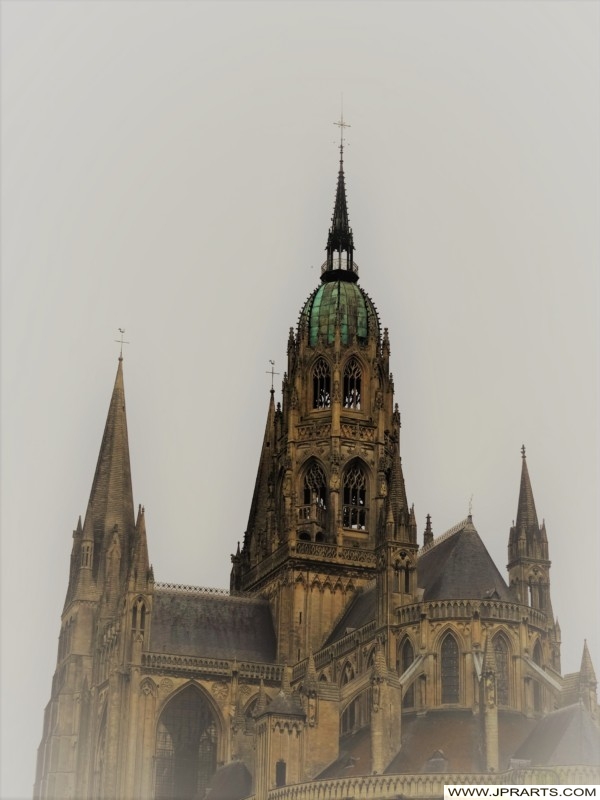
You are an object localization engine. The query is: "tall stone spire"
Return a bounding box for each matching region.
[508,446,552,616]
[515,445,539,530]
[84,357,135,575]
[237,390,277,578]
[324,133,356,281]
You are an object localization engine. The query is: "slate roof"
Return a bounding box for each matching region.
[325,582,377,645]
[418,517,515,602]
[150,589,277,663]
[512,703,600,766]
[320,710,537,777]
[206,760,252,800]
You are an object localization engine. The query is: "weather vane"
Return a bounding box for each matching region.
[115,328,130,360]
[265,360,280,391]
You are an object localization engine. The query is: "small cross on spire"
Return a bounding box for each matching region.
[115,328,130,361]
[333,99,351,158]
[265,360,280,392]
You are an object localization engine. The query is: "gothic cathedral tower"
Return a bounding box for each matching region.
[230,143,417,666]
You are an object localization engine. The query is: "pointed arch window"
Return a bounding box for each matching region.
[302,463,327,513]
[493,634,510,707]
[343,357,362,409]
[342,463,367,530]
[400,638,415,708]
[132,598,146,633]
[154,685,217,800]
[441,633,460,704]
[313,358,331,409]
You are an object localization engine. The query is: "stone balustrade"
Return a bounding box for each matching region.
[245,765,600,800]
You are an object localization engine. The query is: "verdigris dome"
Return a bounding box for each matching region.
[301,280,379,346]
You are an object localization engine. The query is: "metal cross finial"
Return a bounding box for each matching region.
[115,328,130,360]
[521,444,526,459]
[265,360,280,391]
[469,494,474,516]
[334,98,351,155]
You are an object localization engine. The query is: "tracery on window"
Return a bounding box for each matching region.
[154,685,217,800]
[342,463,367,530]
[441,633,459,704]
[313,358,331,409]
[493,634,510,707]
[302,463,327,518]
[343,357,362,409]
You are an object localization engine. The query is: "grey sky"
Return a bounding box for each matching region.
[1,2,598,798]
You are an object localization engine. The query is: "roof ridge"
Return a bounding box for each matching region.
[418,517,471,557]
[154,582,267,604]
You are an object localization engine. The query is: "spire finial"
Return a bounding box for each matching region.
[333,98,350,160]
[265,360,279,392]
[521,444,526,459]
[115,328,130,361]
[468,494,473,517]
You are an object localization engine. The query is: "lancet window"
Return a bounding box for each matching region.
[342,463,367,530]
[441,633,460,704]
[301,464,327,527]
[400,638,415,708]
[313,358,331,409]
[154,685,217,800]
[343,357,362,409]
[493,633,510,707]
[132,598,146,632]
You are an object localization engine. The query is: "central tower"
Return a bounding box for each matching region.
[231,144,417,665]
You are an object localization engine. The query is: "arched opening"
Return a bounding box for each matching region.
[343,357,362,409]
[441,633,460,704]
[342,462,368,530]
[313,358,331,409]
[154,685,218,800]
[493,633,510,707]
[340,662,356,734]
[300,462,327,529]
[399,638,415,708]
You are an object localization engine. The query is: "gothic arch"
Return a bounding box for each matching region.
[342,354,364,410]
[492,631,512,707]
[311,356,332,409]
[339,660,355,687]
[398,635,416,707]
[153,683,222,800]
[439,631,461,705]
[341,459,369,531]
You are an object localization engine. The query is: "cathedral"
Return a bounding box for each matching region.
[35,145,599,800]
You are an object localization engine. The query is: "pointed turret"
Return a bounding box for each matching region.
[323,141,357,281]
[423,514,434,547]
[580,641,597,685]
[508,447,553,616]
[516,445,539,530]
[129,504,151,591]
[84,358,135,583]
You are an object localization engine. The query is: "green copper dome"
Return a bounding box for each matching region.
[301,281,379,346]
